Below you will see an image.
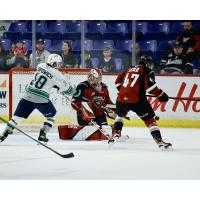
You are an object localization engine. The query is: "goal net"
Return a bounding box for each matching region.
[10,68,96,127]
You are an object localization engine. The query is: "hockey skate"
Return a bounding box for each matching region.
[156,139,172,150]
[108,130,121,144]
[0,129,13,143]
[38,128,49,143]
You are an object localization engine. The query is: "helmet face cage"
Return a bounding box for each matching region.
[54,61,63,68]
[88,69,102,92]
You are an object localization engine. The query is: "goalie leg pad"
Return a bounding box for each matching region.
[58,125,111,140]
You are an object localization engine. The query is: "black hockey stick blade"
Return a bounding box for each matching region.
[0,117,75,159]
[61,152,75,158]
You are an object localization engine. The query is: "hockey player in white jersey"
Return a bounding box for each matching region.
[0,54,75,143]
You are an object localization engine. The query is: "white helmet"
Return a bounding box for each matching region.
[47,54,63,68]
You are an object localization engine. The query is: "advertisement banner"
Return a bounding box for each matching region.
[12,72,200,122]
[0,74,9,120]
[102,75,200,122]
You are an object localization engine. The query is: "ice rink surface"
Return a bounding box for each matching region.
[0,124,200,180]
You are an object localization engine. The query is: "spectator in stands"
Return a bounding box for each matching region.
[29,39,51,67]
[98,47,116,72]
[78,51,93,68]
[159,41,193,74]
[5,43,16,71]
[14,41,29,68]
[176,21,200,60]
[0,43,6,71]
[85,51,93,68]
[59,41,77,68]
[14,41,27,57]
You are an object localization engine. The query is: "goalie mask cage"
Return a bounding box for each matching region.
[9,68,93,127]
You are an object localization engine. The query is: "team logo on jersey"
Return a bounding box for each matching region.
[93,96,104,107]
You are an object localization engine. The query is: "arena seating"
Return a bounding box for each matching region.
[63,22,82,40]
[93,40,115,50]
[157,40,175,51]
[86,22,106,39]
[43,39,52,50]
[116,40,132,52]
[144,22,169,40]
[2,20,200,72]
[21,40,32,50]
[103,22,128,40]
[4,22,27,40]
[0,39,11,51]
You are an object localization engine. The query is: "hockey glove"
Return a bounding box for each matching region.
[157,92,169,102]
[63,85,76,96]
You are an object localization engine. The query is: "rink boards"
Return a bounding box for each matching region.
[0,69,200,128]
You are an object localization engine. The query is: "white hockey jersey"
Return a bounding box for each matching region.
[25,63,70,100]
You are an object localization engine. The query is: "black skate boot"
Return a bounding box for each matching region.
[0,129,13,143]
[108,129,121,144]
[38,128,49,143]
[156,139,172,150]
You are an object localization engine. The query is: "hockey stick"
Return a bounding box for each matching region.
[90,119,110,139]
[146,95,200,102]
[0,117,74,159]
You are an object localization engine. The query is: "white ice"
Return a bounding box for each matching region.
[0,124,200,180]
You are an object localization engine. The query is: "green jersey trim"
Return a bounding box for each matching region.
[26,86,49,99]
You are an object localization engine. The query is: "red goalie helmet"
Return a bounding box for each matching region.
[88,69,103,92]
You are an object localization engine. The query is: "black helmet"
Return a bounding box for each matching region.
[139,55,153,69]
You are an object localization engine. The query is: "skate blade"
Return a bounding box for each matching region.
[117,135,130,142]
[160,145,173,151]
[108,135,129,148]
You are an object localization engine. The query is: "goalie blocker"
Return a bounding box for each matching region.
[58,125,112,140]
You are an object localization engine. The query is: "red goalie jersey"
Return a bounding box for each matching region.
[72,80,113,117]
[115,66,164,103]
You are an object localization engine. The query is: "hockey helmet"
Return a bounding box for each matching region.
[139,55,153,69]
[47,54,63,68]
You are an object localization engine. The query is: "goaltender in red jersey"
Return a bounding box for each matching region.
[58,69,116,140]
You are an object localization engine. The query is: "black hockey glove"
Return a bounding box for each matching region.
[157,92,169,102]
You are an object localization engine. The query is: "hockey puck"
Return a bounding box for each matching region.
[155,116,160,120]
